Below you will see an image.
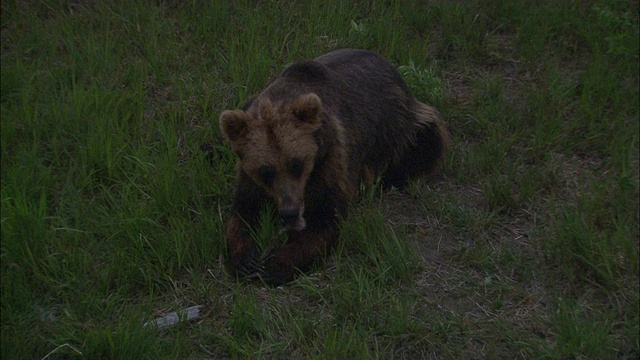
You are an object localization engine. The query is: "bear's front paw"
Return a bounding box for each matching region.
[261,253,297,286]
[228,246,265,279]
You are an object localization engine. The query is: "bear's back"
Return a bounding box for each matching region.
[264,49,421,174]
[315,50,418,165]
[275,49,411,106]
[315,49,410,94]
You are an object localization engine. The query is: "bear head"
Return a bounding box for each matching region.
[219,93,323,231]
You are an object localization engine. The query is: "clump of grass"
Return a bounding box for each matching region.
[399,60,445,108]
[545,180,639,288]
[549,297,617,359]
[340,201,419,283]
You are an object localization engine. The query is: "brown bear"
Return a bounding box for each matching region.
[219,49,448,285]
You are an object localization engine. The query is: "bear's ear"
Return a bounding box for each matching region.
[292,93,322,123]
[219,110,249,142]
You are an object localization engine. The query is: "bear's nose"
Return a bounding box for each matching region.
[279,208,299,223]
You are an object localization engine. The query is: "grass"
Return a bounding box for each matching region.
[1,0,638,358]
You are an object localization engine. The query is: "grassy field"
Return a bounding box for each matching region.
[1,0,638,358]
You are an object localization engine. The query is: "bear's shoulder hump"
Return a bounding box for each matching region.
[280,60,330,83]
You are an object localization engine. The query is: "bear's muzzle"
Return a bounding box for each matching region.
[279,204,306,231]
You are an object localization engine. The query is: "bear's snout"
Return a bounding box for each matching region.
[279,207,299,222]
[279,204,306,231]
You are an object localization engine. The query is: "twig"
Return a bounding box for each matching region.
[41,343,82,360]
[143,305,205,330]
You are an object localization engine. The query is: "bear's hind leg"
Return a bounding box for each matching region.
[382,102,448,188]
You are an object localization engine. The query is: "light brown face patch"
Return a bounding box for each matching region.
[220,94,324,226]
[242,120,318,210]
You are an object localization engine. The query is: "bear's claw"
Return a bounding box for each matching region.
[237,258,264,278]
[231,247,265,278]
[258,267,295,287]
[259,251,296,286]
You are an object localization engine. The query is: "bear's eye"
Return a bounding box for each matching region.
[259,165,276,185]
[289,158,304,178]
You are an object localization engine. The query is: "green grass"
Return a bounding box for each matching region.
[2,0,638,358]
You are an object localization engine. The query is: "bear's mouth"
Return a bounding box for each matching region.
[293,214,306,231]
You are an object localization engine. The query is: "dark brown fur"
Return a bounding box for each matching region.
[219,49,448,285]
